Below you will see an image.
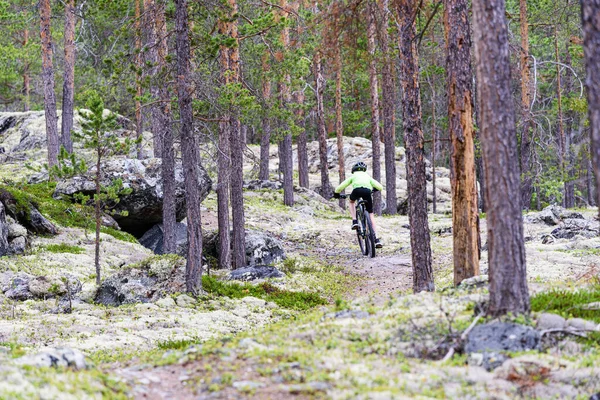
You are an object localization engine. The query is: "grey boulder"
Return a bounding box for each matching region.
[16,348,87,370]
[54,158,212,236]
[245,230,286,267]
[228,265,284,281]
[465,322,540,354]
[139,222,188,256]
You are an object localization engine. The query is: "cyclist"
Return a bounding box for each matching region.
[333,161,383,248]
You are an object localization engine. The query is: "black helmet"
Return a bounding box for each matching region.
[352,162,367,173]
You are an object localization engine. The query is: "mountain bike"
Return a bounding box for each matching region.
[338,194,376,258]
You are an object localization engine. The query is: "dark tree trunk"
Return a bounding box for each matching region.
[519,0,534,209]
[279,0,294,207]
[259,54,271,181]
[145,0,163,157]
[367,0,382,215]
[473,0,530,316]
[563,41,576,209]
[39,0,59,168]
[22,29,30,112]
[444,0,481,286]
[135,0,144,159]
[334,40,346,208]
[396,0,434,293]
[582,0,600,217]
[94,150,102,286]
[554,26,568,208]
[380,0,396,215]
[175,0,203,294]
[295,89,310,188]
[230,115,246,268]
[61,0,76,154]
[217,116,231,269]
[315,50,332,198]
[155,0,176,254]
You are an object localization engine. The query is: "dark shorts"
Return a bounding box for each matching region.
[350,188,373,213]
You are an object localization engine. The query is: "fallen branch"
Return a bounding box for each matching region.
[439,313,484,363]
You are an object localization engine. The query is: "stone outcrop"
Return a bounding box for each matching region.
[54,158,212,236]
[0,189,57,236]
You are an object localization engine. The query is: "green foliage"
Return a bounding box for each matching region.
[531,285,600,323]
[42,243,85,254]
[157,338,200,350]
[201,276,327,311]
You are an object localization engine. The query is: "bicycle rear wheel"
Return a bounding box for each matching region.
[356,208,367,255]
[363,210,376,258]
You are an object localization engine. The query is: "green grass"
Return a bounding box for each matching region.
[531,285,600,323]
[42,243,85,254]
[0,342,26,358]
[157,338,200,350]
[1,182,137,243]
[202,276,327,311]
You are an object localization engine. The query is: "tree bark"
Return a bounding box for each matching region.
[175,0,203,294]
[472,0,530,316]
[554,26,567,208]
[396,0,434,293]
[315,49,332,198]
[22,29,30,112]
[380,0,396,215]
[334,41,345,208]
[367,0,382,215]
[135,0,144,159]
[295,89,310,188]
[563,41,576,209]
[154,0,177,255]
[279,0,294,206]
[144,0,163,157]
[519,0,534,209]
[95,149,101,286]
[39,0,59,168]
[259,53,271,181]
[444,0,481,286]
[61,0,76,154]
[582,0,600,218]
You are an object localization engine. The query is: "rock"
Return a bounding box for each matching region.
[550,223,598,239]
[324,310,370,319]
[0,202,9,257]
[244,180,282,190]
[95,256,186,306]
[566,318,597,331]
[465,322,540,353]
[54,158,212,236]
[590,392,600,400]
[580,302,600,310]
[245,230,286,266]
[15,348,87,370]
[538,206,561,225]
[285,382,331,394]
[458,275,489,289]
[240,296,268,308]
[175,294,196,307]
[3,273,32,300]
[0,115,16,134]
[28,275,81,299]
[536,313,566,331]
[494,355,554,382]
[7,223,27,239]
[468,352,509,371]
[525,205,587,226]
[8,236,26,255]
[155,297,176,309]
[232,381,265,391]
[101,214,121,230]
[0,189,57,236]
[228,265,284,281]
[139,222,188,256]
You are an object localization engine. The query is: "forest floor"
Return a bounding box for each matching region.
[0,131,599,399]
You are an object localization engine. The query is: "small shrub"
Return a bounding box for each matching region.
[157,338,200,350]
[43,243,86,254]
[531,285,600,323]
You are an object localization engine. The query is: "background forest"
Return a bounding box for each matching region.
[0,0,595,211]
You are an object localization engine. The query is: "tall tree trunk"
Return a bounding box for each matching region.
[22,29,30,112]
[563,41,576,209]
[295,89,310,188]
[380,0,396,215]
[334,41,345,208]
[367,0,382,215]
[430,78,438,214]
[396,0,434,293]
[94,150,101,286]
[135,0,144,159]
[555,25,567,207]
[444,0,481,286]
[217,114,231,269]
[581,0,600,217]
[259,53,271,181]
[61,0,76,154]
[220,0,245,269]
[39,0,59,168]
[145,0,163,157]
[473,0,529,316]
[315,50,332,198]
[279,0,294,207]
[154,0,177,255]
[519,0,534,209]
[175,0,203,294]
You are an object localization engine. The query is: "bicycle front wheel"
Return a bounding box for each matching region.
[356,209,367,255]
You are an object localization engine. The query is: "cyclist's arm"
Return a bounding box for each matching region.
[370,178,383,192]
[335,176,353,193]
